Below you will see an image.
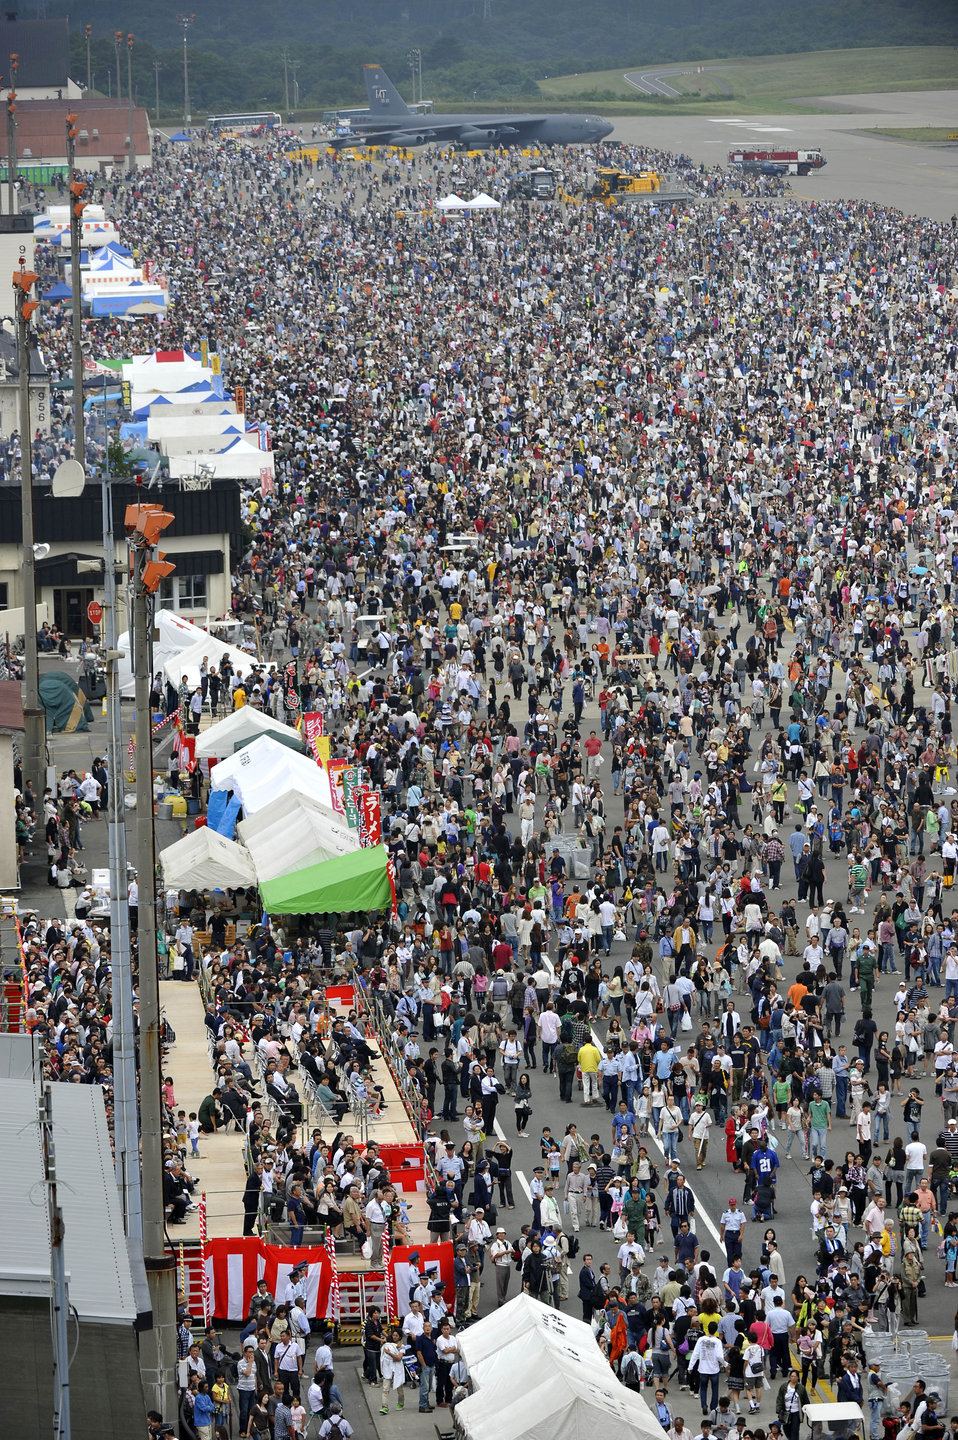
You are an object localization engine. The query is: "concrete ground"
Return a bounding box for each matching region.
[610,89,958,219]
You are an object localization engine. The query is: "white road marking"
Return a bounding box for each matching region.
[515,1168,532,1201]
[590,1024,729,1255]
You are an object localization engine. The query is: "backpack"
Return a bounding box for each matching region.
[560,1043,579,1067]
[559,1018,574,1044]
[853,1019,866,1044]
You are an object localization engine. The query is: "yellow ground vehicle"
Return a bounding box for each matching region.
[589,167,661,200]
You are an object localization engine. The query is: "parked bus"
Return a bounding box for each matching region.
[205,112,283,136]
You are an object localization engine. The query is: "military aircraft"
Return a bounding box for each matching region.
[329,64,614,150]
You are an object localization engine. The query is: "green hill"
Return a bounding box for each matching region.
[54,0,958,117]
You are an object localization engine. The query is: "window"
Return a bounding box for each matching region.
[178,575,207,609]
[0,582,8,610]
[157,576,207,611]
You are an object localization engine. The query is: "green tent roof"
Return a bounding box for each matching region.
[259,843,391,915]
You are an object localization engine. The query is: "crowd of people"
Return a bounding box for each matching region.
[14,118,958,1437]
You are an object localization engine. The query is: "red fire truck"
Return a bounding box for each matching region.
[727,146,826,176]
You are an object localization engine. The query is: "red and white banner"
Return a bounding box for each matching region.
[205,1237,333,1322]
[260,465,274,498]
[186,1238,453,1322]
[357,788,382,848]
[303,710,325,761]
[389,1243,455,1317]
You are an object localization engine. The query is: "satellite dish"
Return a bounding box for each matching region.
[32,543,50,560]
[51,458,86,498]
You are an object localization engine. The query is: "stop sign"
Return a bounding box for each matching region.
[87,600,103,626]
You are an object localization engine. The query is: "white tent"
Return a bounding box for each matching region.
[456,1367,660,1440]
[458,1294,611,1387]
[116,609,261,699]
[436,194,468,210]
[238,790,359,883]
[168,439,274,482]
[159,827,257,889]
[147,413,246,443]
[209,734,334,816]
[466,192,501,209]
[195,707,303,760]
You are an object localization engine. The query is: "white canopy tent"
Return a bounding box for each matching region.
[116,609,260,699]
[168,438,274,482]
[458,1294,611,1387]
[466,192,501,209]
[455,1295,664,1440]
[159,827,257,889]
[237,790,359,884]
[195,707,303,760]
[436,194,468,210]
[209,734,334,816]
[456,1367,660,1440]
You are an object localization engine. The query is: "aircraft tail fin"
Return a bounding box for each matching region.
[363,64,411,117]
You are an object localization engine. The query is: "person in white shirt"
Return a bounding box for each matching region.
[401,1301,426,1343]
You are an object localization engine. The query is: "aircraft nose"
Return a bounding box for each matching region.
[596,119,614,139]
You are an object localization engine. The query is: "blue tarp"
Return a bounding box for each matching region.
[84,390,122,409]
[43,282,72,300]
[169,131,192,142]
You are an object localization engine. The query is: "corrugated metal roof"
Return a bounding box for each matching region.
[0,1077,50,1297]
[51,1085,137,1324]
[0,1074,136,1324]
[0,1032,39,1080]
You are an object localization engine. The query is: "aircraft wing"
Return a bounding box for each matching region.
[329,117,537,150]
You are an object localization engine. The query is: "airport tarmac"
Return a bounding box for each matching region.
[611,88,958,218]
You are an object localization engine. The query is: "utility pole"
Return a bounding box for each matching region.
[176,14,195,126]
[282,48,289,119]
[126,33,135,173]
[14,260,44,803]
[114,30,123,102]
[153,60,162,123]
[7,55,19,218]
[84,24,92,93]
[65,115,84,465]
[102,474,147,1308]
[126,502,177,1423]
[39,1084,71,1440]
[291,61,299,113]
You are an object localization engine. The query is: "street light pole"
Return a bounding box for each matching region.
[14,260,44,803]
[282,48,289,119]
[126,34,135,173]
[127,503,177,1422]
[84,24,92,93]
[65,115,84,465]
[114,31,123,101]
[152,60,162,123]
[7,55,18,219]
[176,14,195,126]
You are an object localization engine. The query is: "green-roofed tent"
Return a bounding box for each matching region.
[258,843,391,915]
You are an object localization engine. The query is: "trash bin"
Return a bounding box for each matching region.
[169,795,187,817]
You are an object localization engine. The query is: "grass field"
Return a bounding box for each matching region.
[865,125,958,141]
[538,46,958,114]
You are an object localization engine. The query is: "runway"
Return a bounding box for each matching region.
[610,89,958,219]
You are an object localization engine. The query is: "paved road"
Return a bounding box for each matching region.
[624,66,735,98]
[459,619,958,1361]
[610,88,958,220]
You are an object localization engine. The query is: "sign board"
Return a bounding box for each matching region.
[87,600,103,625]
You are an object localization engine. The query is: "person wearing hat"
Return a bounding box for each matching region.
[488,1225,514,1307]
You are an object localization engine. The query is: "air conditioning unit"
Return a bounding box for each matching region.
[79,129,89,141]
[21,146,30,157]
[125,136,131,148]
[91,127,99,139]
